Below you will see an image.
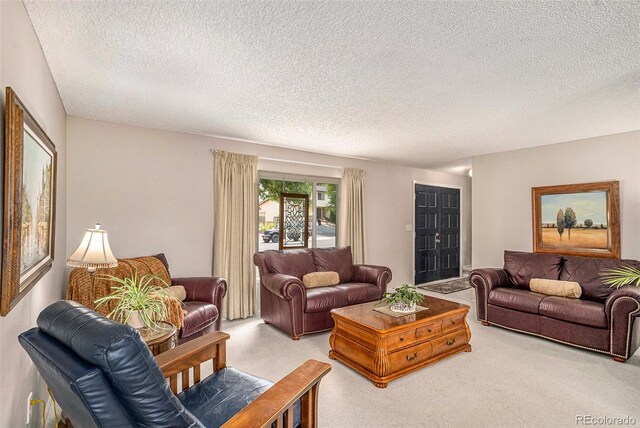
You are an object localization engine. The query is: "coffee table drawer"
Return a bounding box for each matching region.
[388,341,433,372]
[385,330,417,351]
[431,329,468,356]
[415,322,441,340]
[442,313,466,334]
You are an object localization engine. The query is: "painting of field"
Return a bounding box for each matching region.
[541,227,607,249]
[533,181,619,258]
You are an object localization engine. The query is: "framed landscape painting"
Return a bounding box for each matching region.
[1,87,57,316]
[532,181,620,259]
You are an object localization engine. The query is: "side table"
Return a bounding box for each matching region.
[138,321,177,356]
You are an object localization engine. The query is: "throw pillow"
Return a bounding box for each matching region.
[303,271,340,288]
[164,285,187,301]
[529,278,582,299]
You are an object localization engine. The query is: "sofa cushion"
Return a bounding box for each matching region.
[529,278,581,299]
[178,367,301,428]
[305,287,349,313]
[539,296,607,328]
[488,288,546,314]
[19,328,136,428]
[264,249,316,280]
[560,256,638,302]
[334,282,380,305]
[312,247,353,283]
[165,285,187,301]
[181,302,219,338]
[504,251,563,289]
[37,301,199,427]
[303,271,340,288]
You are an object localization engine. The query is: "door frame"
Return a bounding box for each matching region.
[412,180,464,285]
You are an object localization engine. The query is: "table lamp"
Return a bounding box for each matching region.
[67,224,118,273]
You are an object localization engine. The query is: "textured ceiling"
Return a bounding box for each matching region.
[24,1,640,169]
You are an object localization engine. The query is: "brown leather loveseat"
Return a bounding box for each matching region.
[470,250,640,361]
[254,246,392,340]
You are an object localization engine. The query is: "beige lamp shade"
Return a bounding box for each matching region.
[67,224,117,272]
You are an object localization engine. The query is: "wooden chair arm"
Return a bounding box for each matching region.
[222,359,331,428]
[156,331,229,393]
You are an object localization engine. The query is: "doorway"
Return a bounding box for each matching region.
[414,184,461,284]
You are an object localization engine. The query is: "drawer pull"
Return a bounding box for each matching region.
[416,327,432,336]
[446,338,456,346]
[405,352,418,361]
[399,337,404,342]
[450,320,456,325]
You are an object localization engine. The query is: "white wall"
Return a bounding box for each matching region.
[0,1,67,426]
[67,117,471,285]
[472,131,640,268]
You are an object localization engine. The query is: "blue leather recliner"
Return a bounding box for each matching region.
[19,300,330,428]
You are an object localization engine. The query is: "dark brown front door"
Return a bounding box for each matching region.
[414,184,460,284]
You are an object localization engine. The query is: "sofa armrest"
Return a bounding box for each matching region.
[262,273,306,301]
[173,277,227,306]
[604,286,640,360]
[351,264,392,296]
[469,268,509,323]
[222,360,331,428]
[605,286,640,316]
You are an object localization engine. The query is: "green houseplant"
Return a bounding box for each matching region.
[600,264,640,289]
[380,284,424,313]
[94,272,169,331]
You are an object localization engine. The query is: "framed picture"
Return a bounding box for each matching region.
[532,181,620,259]
[1,87,57,316]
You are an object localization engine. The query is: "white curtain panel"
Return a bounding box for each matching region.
[213,151,258,320]
[339,167,367,264]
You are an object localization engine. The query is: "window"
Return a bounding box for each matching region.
[258,175,338,252]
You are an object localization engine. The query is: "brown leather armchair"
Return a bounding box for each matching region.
[173,276,227,344]
[66,253,227,345]
[155,254,228,344]
[254,246,392,340]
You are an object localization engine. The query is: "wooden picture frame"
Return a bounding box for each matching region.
[532,181,620,259]
[278,193,310,250]
[1,87,57,316]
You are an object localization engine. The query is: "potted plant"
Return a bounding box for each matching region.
[600,263,640,288]
[380,284,424,313]
[94,272,169,331]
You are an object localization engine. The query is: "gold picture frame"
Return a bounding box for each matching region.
[532,181,620,259]
[1,87,57,316]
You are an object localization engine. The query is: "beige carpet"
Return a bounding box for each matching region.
[215,288,640,427]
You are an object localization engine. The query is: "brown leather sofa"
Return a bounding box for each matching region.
[254,246,392,340]
[470,250,640,361]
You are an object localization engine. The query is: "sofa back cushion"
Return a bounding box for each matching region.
[263,249,316,280]
[560,256,638,302]
[503,251,563,289]
[37,301,200,427]
[312,247,353,283]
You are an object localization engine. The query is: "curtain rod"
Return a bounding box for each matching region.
[211,149,341,170]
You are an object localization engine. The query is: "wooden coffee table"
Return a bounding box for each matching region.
[329,294,471,388]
